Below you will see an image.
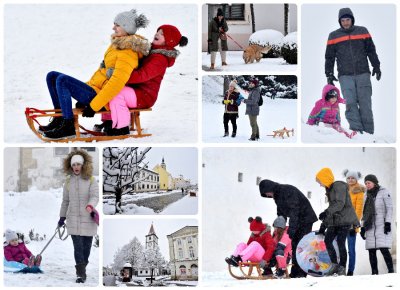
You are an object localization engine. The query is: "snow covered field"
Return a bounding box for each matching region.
[103,190,198,215]
[4,4,198,143]
[3,189,99,286]
[202,76,297,143]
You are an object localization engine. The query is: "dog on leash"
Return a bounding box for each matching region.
[243,44,271,64]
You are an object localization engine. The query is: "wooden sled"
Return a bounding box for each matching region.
[267,127,295,139]
[228,262,289,280]
[25,107,152,142]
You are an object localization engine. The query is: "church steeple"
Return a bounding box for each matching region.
[161,157,166,170]
[145,222,158,250]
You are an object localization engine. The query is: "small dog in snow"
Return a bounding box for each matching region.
[243,44,271,64]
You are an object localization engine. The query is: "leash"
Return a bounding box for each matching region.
[226,34,245,50]
[38,225,68,256]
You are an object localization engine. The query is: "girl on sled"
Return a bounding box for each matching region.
[307,84,356,139]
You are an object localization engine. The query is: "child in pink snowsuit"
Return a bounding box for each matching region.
[99,24,188,135]
[3,229,41,267]
[225,216,276,271]
[270,216,292,278]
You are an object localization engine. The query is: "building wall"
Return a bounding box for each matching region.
[134,169,159,192]
[202,4,297,51]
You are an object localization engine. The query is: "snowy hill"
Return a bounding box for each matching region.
[3,189,99,286]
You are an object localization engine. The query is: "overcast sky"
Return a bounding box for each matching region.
[143,147,198,184]
[103,218,198,266]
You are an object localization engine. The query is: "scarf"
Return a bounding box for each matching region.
[362,186,379,230]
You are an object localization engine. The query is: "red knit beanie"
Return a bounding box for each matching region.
[248,216,266,232]
[158,25,182,48]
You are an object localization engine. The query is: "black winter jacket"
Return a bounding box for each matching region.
[325,8,380,77]
[259,180,318,232]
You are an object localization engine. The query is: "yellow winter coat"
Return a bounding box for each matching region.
[87,34,150,112]
[348,182,365,232]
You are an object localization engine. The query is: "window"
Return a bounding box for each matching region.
[189,246,195,258]
[54,148,69,156]
[179,265,186,275]
[84,147,96,152]
[221,4,245,21]
[178,249,183,259]
[177,239,182,246]
[187,237,192,244]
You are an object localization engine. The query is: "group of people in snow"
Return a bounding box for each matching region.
[226,168,394,278]
[4,149,99,283]
[307,8,381,137]
[38,9,188,139]
[222,79,262,141]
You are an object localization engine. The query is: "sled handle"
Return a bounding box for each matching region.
[38,225,68,256]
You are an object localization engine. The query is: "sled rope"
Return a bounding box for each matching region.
[38,225,68,256]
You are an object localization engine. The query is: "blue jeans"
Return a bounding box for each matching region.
[71,235,93,265]
[46,71,96,119]
[347,233,356,272]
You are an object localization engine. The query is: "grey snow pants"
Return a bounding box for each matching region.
[339,73,374,134]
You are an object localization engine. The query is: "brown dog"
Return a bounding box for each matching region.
[243,44,271,64]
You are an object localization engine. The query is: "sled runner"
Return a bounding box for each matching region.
[25,107,152,142]
[228,262,289,280]
[3,258,43,274]
[267,127,294,139]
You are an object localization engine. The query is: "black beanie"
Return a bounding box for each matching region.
[364,174,379,185]
[217,8,224,17]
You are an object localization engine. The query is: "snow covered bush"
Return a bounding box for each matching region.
[280,32,297,64]
[248,29,284,58]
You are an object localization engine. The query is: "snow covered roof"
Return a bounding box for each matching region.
[123,262,132,268]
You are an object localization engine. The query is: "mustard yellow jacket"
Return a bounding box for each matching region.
[87,35,150,111]
[348,182,365,232]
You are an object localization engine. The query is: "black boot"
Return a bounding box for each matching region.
[223,131,229,137]
[249,135,256,141]
[43,119,76,139]
[231,132,236,138]
[38,117,63,133]
[93,120,112,134]
[255,133,260,140]
[107,126,130,136]
[75,263,86,283]
[262,267,273,276]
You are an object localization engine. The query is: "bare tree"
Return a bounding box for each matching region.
[250,4,256,33]
[284,4,289,36]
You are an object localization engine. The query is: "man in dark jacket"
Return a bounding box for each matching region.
[243,79,261,141]
[315,168,360,276]
[325,8,381,135]
[259,179,318,278]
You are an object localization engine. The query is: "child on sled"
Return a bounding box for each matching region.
[4,229,42,267]
[225,216,276,276]
[307,84,356,139]
[96,24,188,136]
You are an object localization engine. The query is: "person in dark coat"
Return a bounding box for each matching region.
[222,80,243,137]
[361,174,394,274]
[208,8,229,69]
[325,7,381,134]
[315,168,359,276]
[259,179,318,278]
[243,79,261,141]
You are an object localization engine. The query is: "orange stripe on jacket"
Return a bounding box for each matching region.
[327,33,371,45]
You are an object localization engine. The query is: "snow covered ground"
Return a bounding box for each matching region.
[4,4,198,143]
[103,190,198,215]
[202,51,296,72]
[202,76,297,143]
[3,189,99,286]
[301,4,396,143]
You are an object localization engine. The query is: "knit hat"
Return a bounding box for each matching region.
[364,174,379,185]
[343,169,361,181]
[316,168,334,188]
[217,8,224,17]
[114,9,149,35]
[273,216,286,229]
[249,79,259,86]
[248,216,266,232]
[5,229,18,242]
[71,154,84,166]
[157,25,188,48]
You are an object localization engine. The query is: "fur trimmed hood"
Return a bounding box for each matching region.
[63,149,93,180]
[111,34,151,56]
[150,47,180,67]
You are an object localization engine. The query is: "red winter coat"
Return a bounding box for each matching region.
[127,45,179,109]
[247,229,276,262]
[4,242,33,262]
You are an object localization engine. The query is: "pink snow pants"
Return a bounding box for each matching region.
[101,86,137,129]
[232,241,265,263]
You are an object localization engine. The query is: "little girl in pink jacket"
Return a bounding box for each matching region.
[270,216,292,278]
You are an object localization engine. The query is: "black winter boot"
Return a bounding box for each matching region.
[43,119,76,139]
[107,126,130,136]
[93,120,112,134]
[231,132,236,138]
[223,131,229,137]
[75,263,86,283]
[38,117,63,133]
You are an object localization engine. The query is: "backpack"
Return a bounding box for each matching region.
[258,95,263,106]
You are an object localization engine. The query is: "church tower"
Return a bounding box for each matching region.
[161,157,166,170]
[145,222,159,250]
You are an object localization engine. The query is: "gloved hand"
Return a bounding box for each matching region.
[259,259,267,268]
[90,211,96,218]
[223,100,230,104]
[82,105,96,118]
[384,222,391,234]
[349,228,356,237]
[58,217,66,227]
[318,211,327,221]
[327,73,338,85]
[317,224,326,236]
[207,39,212,43]
[372,67,381,81]
[360,227,366,240]
[75,101,86,109]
